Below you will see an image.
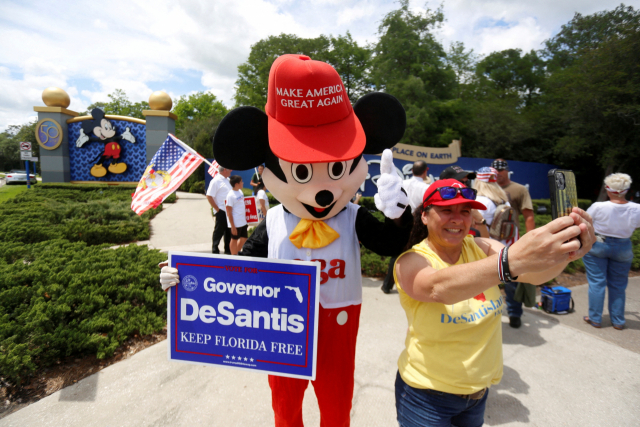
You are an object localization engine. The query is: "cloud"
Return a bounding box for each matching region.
[337,1,378,26]
[473,17,549,54]
[438,0,633,55]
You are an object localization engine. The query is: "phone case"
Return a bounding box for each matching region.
[548,169,578,219]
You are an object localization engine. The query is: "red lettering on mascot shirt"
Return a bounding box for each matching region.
[294,259,346,284]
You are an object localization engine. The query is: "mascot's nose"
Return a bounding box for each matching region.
[315,190,334,207]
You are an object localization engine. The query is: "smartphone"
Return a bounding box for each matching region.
[548,169,578,219]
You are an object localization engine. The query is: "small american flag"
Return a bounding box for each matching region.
[131,134,204,215]
[208,160,219,178]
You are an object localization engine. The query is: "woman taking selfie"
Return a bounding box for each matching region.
[393,178,595,427]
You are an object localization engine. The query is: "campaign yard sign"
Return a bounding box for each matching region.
[244,196,260,225]
[168,252,320,380]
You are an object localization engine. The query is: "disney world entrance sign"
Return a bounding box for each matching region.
[390,140,461,164]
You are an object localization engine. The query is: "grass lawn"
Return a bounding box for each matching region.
[0,184,29,203]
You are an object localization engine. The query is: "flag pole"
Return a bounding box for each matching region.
[168,133,213,167]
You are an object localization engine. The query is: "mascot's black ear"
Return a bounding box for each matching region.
[91,108,105,121]
[82,108,105,134]
[213,106,269,170]
[354,92,406,154]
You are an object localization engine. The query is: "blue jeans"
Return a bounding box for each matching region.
[503,282,523,318]
[582,238,633,326]
[395,372,488,427]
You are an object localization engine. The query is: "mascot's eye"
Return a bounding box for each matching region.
[328,162,346,180]
[292,164,313,184]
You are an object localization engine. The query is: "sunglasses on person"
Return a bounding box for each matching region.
[423,186,477,207]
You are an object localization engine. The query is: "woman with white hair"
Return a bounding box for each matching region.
[583,173,640,330]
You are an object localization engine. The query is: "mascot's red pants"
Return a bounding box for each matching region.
[103,142,121,159]
[268,304,361,427]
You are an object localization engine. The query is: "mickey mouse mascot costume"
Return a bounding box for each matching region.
[161,54,412,426]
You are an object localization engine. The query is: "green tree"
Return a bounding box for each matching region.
[544,17,640,198]
[371,0,458,147]
[446,42,477,98]
[233,32,372,108]
[0,121,39,173]
[172,91,228,134]
[82,89,149,119]
[173,94,228,191]
[543,4,640,71]
[475,49,545,106]
[233,34,332,109]
[456,45,555,165]
[324,32,372,102]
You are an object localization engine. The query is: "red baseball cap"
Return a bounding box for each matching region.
[265,54,366,164]
[422,179,487,210]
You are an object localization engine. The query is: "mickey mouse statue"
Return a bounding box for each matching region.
[75,108,136,178]
[161,54,412,426]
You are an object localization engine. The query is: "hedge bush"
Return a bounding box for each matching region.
[0,185,175,386]
[179,171,201,193]
[361,247,390,277]
[189,180,206,194]
[0,187,165,246]
[0,240,167,386]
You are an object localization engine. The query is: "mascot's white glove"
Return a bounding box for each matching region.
[76,129,89,147]
[121,127,136,143]
[159,264,179,291]
[374,149,409,219]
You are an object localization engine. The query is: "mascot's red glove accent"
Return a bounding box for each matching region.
[213,54,410,427]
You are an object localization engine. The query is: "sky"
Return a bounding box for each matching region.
[0,0,637,132]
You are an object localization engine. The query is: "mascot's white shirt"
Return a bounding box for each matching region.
[266,203,362,309]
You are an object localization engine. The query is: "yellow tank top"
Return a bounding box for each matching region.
[393,235,504,394]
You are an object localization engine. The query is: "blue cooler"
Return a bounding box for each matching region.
[541,286,573,313]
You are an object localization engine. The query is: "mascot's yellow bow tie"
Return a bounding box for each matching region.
[289,219,340,249]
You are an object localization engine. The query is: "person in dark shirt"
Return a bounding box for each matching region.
[251,165,264,195]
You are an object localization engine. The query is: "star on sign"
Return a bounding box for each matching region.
[238,355,242,360]
[250,358,254,362]
[232,356,235,360]
[244,357,248,361]
[225,355,229,359]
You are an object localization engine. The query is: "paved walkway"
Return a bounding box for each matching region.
[2,193,639,426]
[138,192,215,253]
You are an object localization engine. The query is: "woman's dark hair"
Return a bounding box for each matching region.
[404,205,432,251]
[229,175,242,186]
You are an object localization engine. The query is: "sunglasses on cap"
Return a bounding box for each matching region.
[423,186,478,207]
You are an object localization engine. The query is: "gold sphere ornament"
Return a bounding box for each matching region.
[42,87,71,108]
[149,91,172,111]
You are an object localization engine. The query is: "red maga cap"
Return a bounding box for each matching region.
[265,54,365,164]
[422,179,487,210]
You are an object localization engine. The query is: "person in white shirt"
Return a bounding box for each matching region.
[206,165,232,254]
[255,182,269,221]
[583,173,640,330]
[402,161,430,213]
[381,161,430,293]
[225,175,248,255]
